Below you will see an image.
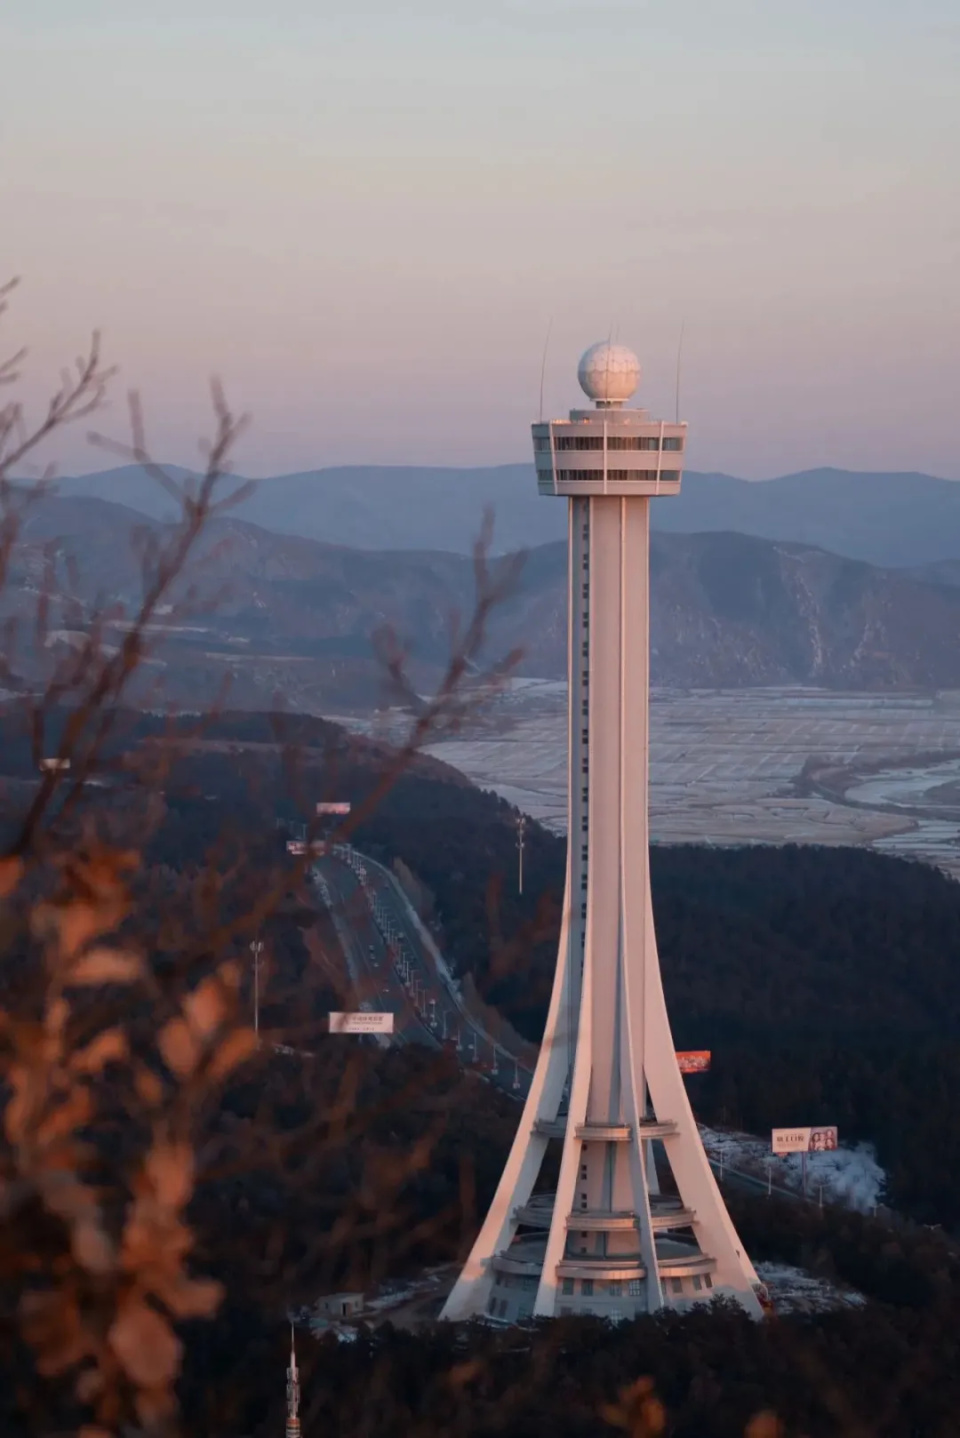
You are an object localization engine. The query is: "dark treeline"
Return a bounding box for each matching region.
[7,708,960,1431]
[360,820,960,1229]
[355,787,960,1231]
[179,1171,960,1438]
[5,708,960,1226]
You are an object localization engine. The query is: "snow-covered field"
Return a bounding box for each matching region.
[755,1261,866,1314]
[700,1125,885,1213]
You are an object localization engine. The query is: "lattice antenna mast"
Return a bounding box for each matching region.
[285,1324,301,1438]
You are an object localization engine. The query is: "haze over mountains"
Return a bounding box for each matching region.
[9,491,960,711]
[53,463,960,568]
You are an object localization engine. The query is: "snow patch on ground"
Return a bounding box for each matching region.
[364,1284,418,1313]
[700,1124,885,1213]
[311,1323,358,1343]
[755,1261,866,1314]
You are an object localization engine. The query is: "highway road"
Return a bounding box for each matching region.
[310,845,532,1099]
[310,854,439,1051]
[307,855,905,1233]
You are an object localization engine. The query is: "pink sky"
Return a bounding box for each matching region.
[3,1,959,479]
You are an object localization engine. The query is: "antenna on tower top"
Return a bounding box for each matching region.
[675,318,685,425]
[538,317,553,423]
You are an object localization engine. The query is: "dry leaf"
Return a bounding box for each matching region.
[746,1415,783,1438]
[206,1026,257,1082]
[36,1089,94,1148]
[602,1379,665,1438]
[68,947,142,986]
[108,1297,182,1387]
[56,902,106,961]
[158,1017,198,1077]
[0,854,23,898]
[217,958,240,990]
[20,1289,91,1375]
[135,1384,178,1429]
[144,1139,194,1211]
[44,995,70,1038]
[70,1028,129,1074]
[183,975,227,1038]
[134,1062,165,1107]
[38,1170,99,1224]
[72,1218,116,1275]
[160,1274,223,1319]
[4,1074,35,1145]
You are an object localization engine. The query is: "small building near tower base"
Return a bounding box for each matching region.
[315,1291,365,1321]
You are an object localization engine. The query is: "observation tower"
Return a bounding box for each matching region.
[442,342,763,1323]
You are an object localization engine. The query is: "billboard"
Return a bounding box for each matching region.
[329,1011,395,1035]
[676,1050,711,1074]
[772,1126,838,1155]
[317,802,352,816]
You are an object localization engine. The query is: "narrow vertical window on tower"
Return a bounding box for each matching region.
[440,342,762,1327]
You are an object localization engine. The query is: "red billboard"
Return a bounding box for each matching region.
[676,1050,711,1074]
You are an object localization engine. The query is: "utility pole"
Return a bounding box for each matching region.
[250,940,264,1038]
[516,814,527,895]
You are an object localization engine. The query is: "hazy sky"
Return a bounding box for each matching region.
[3,1,958,479]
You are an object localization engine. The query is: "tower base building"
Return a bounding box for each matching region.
[442,343,764,1324]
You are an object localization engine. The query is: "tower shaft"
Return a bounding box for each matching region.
[442,348,761,1324]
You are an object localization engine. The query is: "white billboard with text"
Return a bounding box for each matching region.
[772,1126,838,1154]
[329,1011,395,1035]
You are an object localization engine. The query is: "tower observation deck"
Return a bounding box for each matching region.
[441,342,763,1324]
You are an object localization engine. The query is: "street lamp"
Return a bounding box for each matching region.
[516,814,527,895]
[250,940,264,1037]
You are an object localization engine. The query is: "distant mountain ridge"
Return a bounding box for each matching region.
[7,492,960,707]
[46,462,960,568]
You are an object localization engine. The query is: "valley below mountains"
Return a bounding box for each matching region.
[7,491,960,712]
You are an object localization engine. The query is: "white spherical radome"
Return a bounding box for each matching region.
[577,342,641,403]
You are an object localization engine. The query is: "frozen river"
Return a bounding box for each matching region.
[417,684,960,878]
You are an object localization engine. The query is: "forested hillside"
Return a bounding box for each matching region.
[4,705,959,1228]
[356,790,960,1229]
[54,462,960,568]
[15,493,960,700]
[6,703,960,1435]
